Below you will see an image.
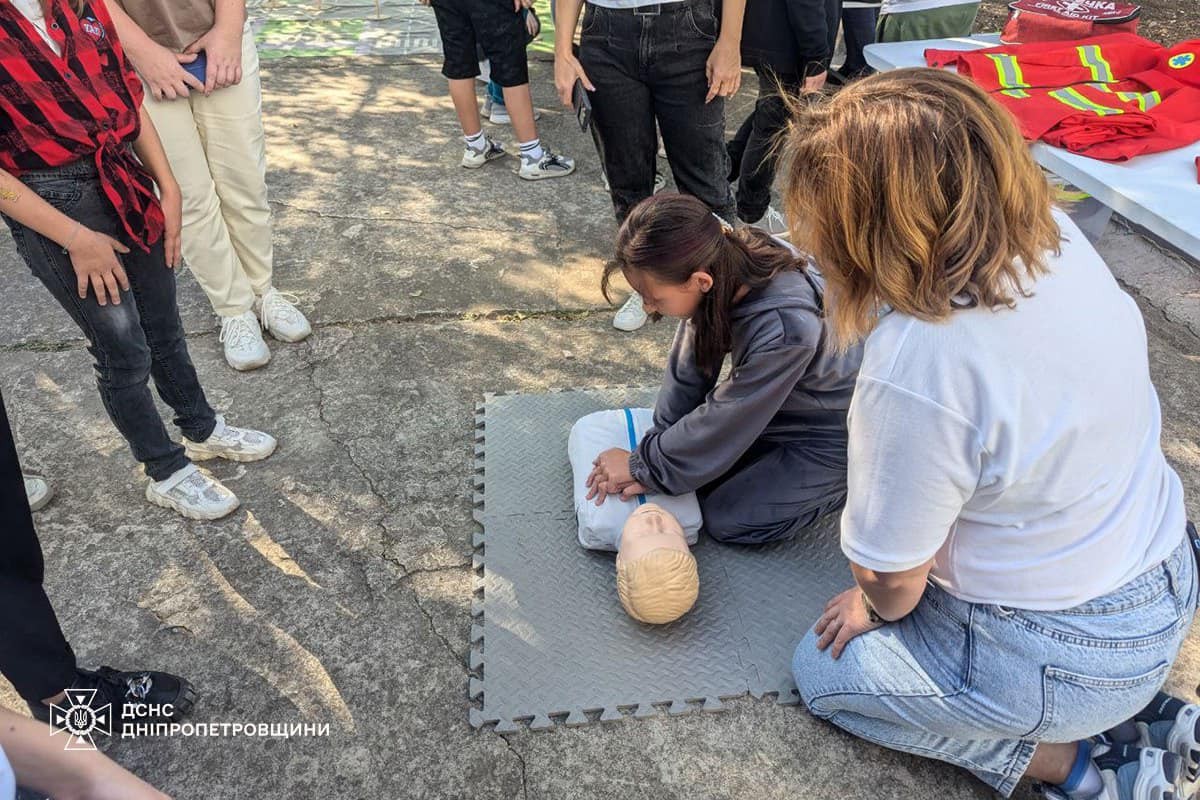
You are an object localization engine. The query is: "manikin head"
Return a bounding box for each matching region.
[615,503,699,625]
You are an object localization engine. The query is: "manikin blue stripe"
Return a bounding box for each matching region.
[623,408,647,506]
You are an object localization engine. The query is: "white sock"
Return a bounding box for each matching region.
[464,129,486,152]
[1063,763,1102,799]
[518,138,544,161]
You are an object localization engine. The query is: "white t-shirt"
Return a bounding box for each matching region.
[0,743,14,800]
[11,0,62,55]
[840,210,1186,610]
[881,0,978,14]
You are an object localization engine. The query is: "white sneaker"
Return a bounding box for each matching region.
[23,474,53,512]
[184,415,277,464]
[613,291,648,332]
[145,464,239,521]
[750,205,790,238]
[601,170,666,194]
[488,105,541,125]
[653,170,667,194]
[255,288,311,343]
[518,148,575,181]
[219,311,270,371]
[462,134,507,169]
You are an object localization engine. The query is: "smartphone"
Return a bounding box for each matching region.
[183,51,207,85]
[572,78,592,132]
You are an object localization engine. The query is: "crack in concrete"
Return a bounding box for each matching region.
[498,733,530,800]
[409,583,469,674]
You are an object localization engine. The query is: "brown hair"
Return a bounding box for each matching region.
[603,194,803,377]
[780,68,1061,348]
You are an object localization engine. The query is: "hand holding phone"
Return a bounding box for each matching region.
[182,51,207,85]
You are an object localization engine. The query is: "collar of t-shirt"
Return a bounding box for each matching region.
[9,0,62,54]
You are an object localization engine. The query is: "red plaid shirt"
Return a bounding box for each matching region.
[0,0,163,250]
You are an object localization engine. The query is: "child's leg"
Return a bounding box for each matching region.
[2,167,204,482]
[448,78,484,137]
[124,239,220,447]
[498,84,536,143]
[488,79,505,109]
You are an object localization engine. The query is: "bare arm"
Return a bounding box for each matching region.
[0,709,170,800]
[553,0,595,107]
[0,167,132,305]
[107,1,204,100]
[853,559,933,622]
[705,0,745,102]
[130,106,182,268]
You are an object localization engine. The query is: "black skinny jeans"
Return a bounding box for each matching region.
[2,160,215,482]
[727,66,803,224]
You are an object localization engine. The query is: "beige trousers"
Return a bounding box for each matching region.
[143,23,273,318]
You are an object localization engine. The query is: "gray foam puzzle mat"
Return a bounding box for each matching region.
[469,387,851,732]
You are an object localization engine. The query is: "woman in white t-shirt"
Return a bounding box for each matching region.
[782,68,1199,800]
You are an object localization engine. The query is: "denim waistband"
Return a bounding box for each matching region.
[588,0,703,14]
[19,158,98,183]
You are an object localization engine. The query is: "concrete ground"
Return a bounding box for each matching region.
[2,57,1199,800]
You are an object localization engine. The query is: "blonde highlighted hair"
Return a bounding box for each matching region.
[780,68,1061,348]
[615,548,699,625]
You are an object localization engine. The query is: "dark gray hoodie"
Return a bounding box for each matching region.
[629,266,862,496]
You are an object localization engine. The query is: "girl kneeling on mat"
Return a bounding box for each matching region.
[586,193,862,545]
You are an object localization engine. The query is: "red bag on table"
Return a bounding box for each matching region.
[1001,0,1141,44]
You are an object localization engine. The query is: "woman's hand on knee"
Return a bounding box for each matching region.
[67,228,131,306]
[814,587,884,660]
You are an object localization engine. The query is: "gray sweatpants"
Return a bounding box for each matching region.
[697,439,847,545]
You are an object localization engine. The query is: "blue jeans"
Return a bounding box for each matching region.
[2,160,216,481]
[793,533,1198,796]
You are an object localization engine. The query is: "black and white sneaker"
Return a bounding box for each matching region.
[518,148,575,181]
[29,666,196,733]
[461,134,506,169]
[1108,693,1200,783]
[1038,744,1186,800]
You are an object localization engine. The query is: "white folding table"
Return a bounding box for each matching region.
[864,36,1200,260]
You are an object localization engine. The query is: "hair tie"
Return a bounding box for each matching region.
[712,212,734,235]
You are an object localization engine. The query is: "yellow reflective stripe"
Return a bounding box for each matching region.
[1115,90,1162,111]
[1077,44,1115,82]
[1090,82,1113,92]
[987,53,1030,91]
[1000,89,1031,98]
[1048,87,1124,116]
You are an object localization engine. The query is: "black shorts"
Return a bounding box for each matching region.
[431,0,530,87]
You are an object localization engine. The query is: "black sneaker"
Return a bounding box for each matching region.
[28,666,196,728]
